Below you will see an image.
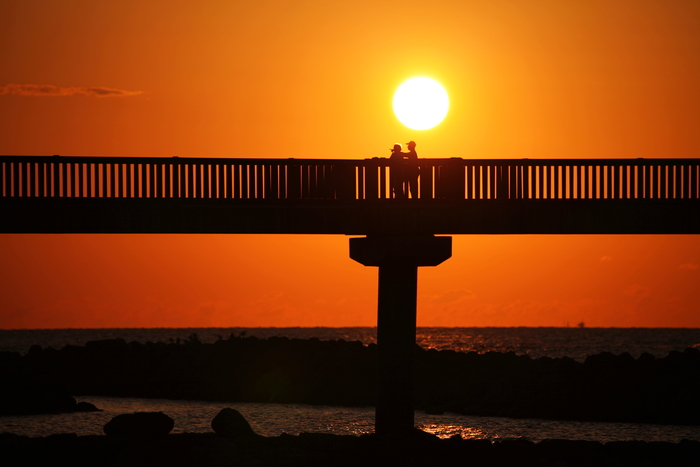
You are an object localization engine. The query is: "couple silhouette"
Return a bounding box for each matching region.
[390,141,419,199]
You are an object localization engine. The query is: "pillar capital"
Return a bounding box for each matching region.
[349,234,452,267]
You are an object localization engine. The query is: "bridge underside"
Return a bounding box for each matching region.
[2,198,698,234]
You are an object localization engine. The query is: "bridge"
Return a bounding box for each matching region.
[1,155,698,234]
[2,155,699,436]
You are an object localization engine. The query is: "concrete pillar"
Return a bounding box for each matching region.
[350,235,452,436]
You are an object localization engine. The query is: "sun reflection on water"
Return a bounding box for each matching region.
[417,424,494,440]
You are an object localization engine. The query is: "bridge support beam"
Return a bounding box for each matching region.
[350,235,452,436]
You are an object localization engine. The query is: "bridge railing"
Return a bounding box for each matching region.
[1,156,699,200]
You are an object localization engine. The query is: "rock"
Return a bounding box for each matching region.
[86,338,127,352]
[75,401,100,412]
[103,412,174,439]
[211,408,257,438]
[27,344,43,358]
[638,352,656,364]
[0,382,77,415]
[423,405,446,415]
[537,439,606,463]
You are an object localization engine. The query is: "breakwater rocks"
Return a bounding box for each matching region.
[0,352,100,416]
[1,335,699,424]
[2,433,700,467]
[2,408,700,467]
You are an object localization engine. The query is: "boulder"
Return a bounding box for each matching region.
[0,382,78,415]
[103,412,174,440]
[75,401,100,412]
[211,408,257,438]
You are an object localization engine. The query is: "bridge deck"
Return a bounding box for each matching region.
[2,155,699,234]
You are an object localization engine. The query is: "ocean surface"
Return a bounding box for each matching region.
[3,326,700,361]
[2,327,700,442]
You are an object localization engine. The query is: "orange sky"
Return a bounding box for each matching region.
[1,0,699,329]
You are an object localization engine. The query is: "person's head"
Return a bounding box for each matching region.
[392,143,402,153]
[406,141,416,150]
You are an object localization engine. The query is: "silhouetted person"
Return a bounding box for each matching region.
[390,143,406,199]
[404,141,419,199]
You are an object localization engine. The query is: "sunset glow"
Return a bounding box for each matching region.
[1,1,700,329]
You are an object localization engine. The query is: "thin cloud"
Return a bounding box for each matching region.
[679,263,699,270]
[622,284,650,299]
[0,83,142,97]
[423,288,477,305]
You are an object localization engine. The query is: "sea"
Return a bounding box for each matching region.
[2,326,700,443]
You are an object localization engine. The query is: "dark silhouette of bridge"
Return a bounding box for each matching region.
[2,154,699,436]
[1,155,698,234]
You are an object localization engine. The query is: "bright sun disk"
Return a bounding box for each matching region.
[393,77,449,130]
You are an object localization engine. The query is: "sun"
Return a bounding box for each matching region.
[393,77,449,130]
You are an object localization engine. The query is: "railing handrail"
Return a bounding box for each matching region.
[1,154,699,165]
[2,155,699,201]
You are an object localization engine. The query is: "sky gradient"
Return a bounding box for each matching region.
[1,0,699,328]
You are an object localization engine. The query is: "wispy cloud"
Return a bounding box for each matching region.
[424,288,477,304]
[0,83,142,97]
[622,284,650,299]
[679,263,699,270]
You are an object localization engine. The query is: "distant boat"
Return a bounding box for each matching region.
[577,322,585,329]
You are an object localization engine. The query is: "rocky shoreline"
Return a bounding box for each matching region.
[2,336,700,465]
[4,431,700,467]
[2,408,700,467]
[2,334,699,425]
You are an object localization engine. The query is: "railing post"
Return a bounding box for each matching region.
[11,162,19,197]
[217,163,223,199]
[506,164,515,200]
[28,161,35,197]
[462,164,471,200]
[287,161,300,200]
[242,164,250,199]
[274,164,283,200]
[308,164,318,199]
[172,159,180,198]
[269,164,279,200]
[435,158,465,200]
[365,159,379,200]
[163,162,170,198]
[124,163,130,198]
[261,164,267,199]
[229,164,236,199]
[201,163,209,199]
[332,163,355,200]
[223,163,231,199]
[379,163,388,199]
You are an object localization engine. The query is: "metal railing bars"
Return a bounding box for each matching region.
[1,156,698,201]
